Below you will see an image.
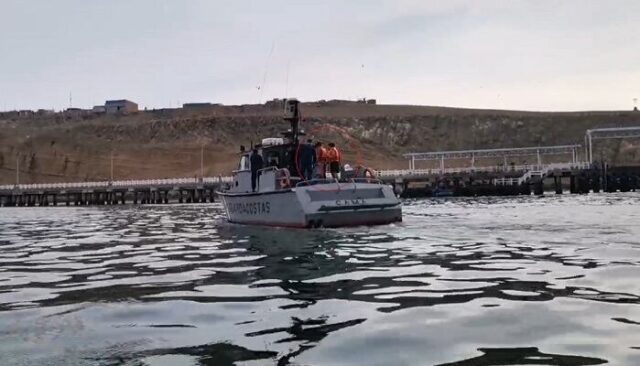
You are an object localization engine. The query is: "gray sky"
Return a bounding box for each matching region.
[1,0,638,111]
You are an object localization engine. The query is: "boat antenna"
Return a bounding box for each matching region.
[285,59,291,98]
[257,41,276,104]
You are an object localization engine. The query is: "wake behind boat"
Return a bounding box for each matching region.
[216,99,402,228]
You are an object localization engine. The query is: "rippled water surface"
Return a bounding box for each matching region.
[1,194,640,365]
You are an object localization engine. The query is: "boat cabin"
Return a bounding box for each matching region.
[231,137,303,193]
[227,98,377,194]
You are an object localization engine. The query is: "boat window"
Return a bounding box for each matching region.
[265,151,280,167]
[239,154,250,170]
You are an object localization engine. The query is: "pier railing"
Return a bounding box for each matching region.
[492,162,593,186]
[375,162,591,179]
[0,162,593,192]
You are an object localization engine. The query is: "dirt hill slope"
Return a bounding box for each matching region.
[1,101,640,184]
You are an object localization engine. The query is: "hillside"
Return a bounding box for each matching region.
[1,101,640,184]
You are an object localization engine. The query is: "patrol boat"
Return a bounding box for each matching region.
[216,99,402,228]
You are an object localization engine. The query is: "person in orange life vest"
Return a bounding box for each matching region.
[326,142,341,179]
[314,142,327,179]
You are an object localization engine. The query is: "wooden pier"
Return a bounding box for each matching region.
[376,140,640,198]
[2,162,639,207]
[0,178,229,207]
[4,158,640,208]
[379,163,640,198]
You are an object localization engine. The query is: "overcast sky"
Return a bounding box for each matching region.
[1,0,638,111]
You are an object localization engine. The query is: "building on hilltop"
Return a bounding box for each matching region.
[36,109,55,116]
[92,105,106,113]
[105,100,138,114]
[183,102,217,109]
[357,98,377,105]
[64,108,92,117]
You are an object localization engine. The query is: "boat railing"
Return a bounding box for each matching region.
[256,166,298,190]
[257,166,279,175]
[296,178,337,187]
[350,178,383,185]
[296,177,383,187]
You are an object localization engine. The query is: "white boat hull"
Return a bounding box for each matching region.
[218,182,402,228]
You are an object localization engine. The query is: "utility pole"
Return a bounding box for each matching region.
[200,143,204,180]
[587,131,593,164]
[16,155,19,187]
[110,151,114,182]
[603,161,608,192]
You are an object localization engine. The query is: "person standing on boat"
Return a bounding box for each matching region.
[314,142,327,179]
[249,148,263,192]
[299,139,316,181]
[327,142,341,180]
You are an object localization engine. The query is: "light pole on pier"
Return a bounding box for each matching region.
[15,155,19,187]
[110,151,114,182]
[17,135,31,187]
[200,143,204,181]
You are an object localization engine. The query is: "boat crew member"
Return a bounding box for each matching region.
[327,142,341,179]
[314,142,327,179]
[249,148,263,192]
[300,139,316,181]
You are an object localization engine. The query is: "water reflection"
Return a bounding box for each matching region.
[437,347,607,366]
[1,195,640,365]
[98,342,278,366]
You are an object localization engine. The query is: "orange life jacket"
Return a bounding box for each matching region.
[316,147,328,163]
[327,147,341,163]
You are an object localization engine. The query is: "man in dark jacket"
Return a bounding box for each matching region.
[299,139,316,181]
[249,149,263,192]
